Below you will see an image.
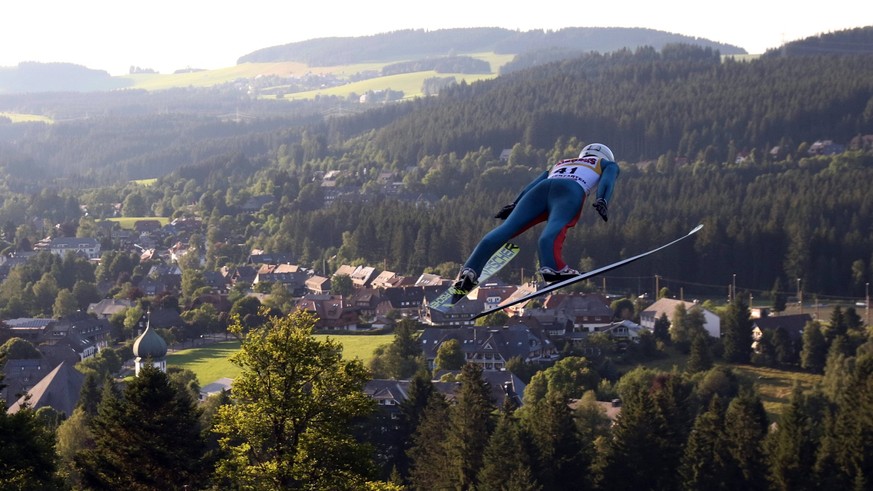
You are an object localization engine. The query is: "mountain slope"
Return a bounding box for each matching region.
[237,27,746,65]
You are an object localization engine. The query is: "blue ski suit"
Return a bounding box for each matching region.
[462,155,619,275]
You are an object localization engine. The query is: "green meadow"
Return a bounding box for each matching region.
[103,216,169,230]
[120,53,515,100]
[0,111,53,123]
[167,334,392,386]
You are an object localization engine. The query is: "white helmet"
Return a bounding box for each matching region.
[580,143,615,162]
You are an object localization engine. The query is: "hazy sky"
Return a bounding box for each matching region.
[3,0,871,75]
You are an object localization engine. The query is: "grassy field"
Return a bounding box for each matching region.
[730,364,821,419]
[102,216,169,230]
[616,347,821,419]
[1,111,53,123]
[167,334,392,386]
[119,53,515,100]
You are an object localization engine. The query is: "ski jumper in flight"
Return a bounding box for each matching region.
[455,143,620,289]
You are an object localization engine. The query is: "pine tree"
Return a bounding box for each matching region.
[395,373,435,480]
[800,321,827,373]
[686,334,713,373]
[722,295,753,363]
[771,326,797,366]
[680,396,734,490]
[766,385,820,491]
[443,363,495,490]
[76,370,102,416]
[724,391,769,490]
[771,277,787,313]
[76,365,206,489]
[522,394,591,490]
[407,392,451,490]
[387,318,425,379]
[477,414,541,491]
[597,370,694,491]
[815,353,873,488]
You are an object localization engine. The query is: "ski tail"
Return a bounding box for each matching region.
[428,242,520,312]
[471,224,703,321]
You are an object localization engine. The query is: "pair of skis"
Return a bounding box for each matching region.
[429,224,704,320]
[428,242,521,312]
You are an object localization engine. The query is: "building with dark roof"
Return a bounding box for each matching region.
[7,362,84,417]
[418,324,558,372]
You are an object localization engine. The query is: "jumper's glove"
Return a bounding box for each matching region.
[593,198,609,222]
[494,203,516,220]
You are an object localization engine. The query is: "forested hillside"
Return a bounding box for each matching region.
[237,26,745,65]
[0,39,872,301]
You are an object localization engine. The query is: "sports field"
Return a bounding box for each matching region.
[167,333,392,386]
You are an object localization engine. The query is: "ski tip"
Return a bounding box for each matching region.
[689,223,704,234]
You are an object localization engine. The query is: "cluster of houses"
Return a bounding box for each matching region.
[1,214,818,420]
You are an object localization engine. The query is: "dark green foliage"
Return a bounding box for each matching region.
[686,334,713,373]
[680,396,735,490]
[722,295,753,363]
[477,414,541,491]
[408,392,452,490]
[0,399,62,490]
[443,363,495,489]
[801,321,828,373]
[75,365,207,489]
[813,354,873,489]
[723,391,770,489]
[598,369,696,490]
[369,318,423,379]
[653,312,671,343]
[521,394,592,490]
[766,385,823,491]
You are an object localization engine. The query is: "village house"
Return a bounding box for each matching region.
[305,275,331,294]
[541,292,614,332]
[420,295,485,327]
[377,285,443,318]
[364,370,526,414]
[48,236,101,260]
[87,298,134,319]
[295,294,360,330]
[751,313,812,354]
[418,323,558,372]
[6,361,84,417]
[640,297,721,338]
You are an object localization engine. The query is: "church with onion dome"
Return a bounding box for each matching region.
[132,311,167,376]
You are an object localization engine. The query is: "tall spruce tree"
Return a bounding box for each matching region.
[680,396,735,490]
[686,334,713,373]
[76,365,206,489]
[598,369,694,491]
[477,414,541,491]
[815,353,873,488]
[766,385,821,491]
[443,363,495,490]
[521,394,591,490]
[723,390,769,489]
[408,391,451,490]
[800,321,827,373]
[722,295,753,363]
[395,373,435,480]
